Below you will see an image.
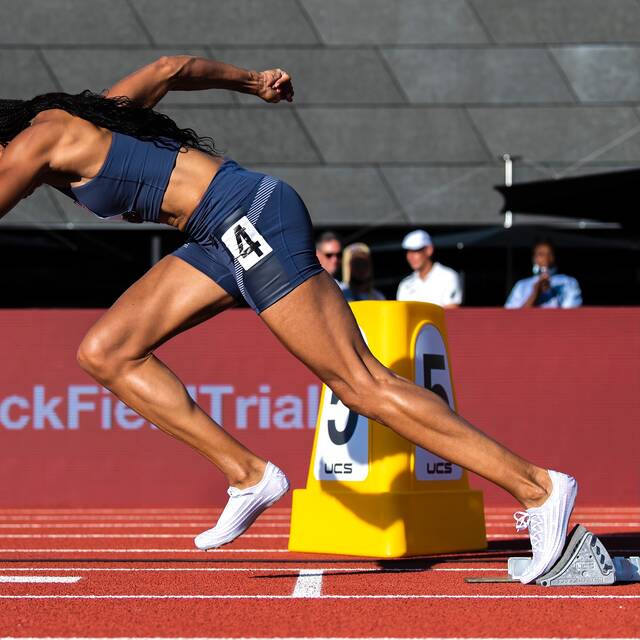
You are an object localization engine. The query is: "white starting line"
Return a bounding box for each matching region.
[0,576,81,584]
[292,569,323,597]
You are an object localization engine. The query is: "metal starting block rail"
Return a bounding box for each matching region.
[467,524,640,586]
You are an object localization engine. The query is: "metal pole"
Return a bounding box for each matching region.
[503,153,513,229]
[502,154,514,298]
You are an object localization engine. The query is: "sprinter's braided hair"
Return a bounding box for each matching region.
[0,91,218,154]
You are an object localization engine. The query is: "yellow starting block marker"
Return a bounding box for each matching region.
[288,301,487,558]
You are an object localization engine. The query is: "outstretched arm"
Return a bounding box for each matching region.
[105,55,294,109]
[0,127,51,219]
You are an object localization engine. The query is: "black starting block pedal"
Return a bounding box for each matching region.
[466,524,640,586]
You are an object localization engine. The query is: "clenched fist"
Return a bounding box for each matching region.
[257,69,294,103]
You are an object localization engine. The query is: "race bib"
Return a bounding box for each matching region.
[221,216,273,270]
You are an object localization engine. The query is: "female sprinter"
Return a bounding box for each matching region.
[0,55,576,583]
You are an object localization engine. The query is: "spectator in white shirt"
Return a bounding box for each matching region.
[396,230,462,308]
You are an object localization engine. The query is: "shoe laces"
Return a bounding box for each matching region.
[227,486,254,498]
[514,511,543,551]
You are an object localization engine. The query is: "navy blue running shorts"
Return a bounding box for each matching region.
[173,161,323,313]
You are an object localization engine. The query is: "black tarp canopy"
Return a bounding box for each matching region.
[495,168,640,230]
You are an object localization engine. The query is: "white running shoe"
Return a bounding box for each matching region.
[194,462,289,551]
[514,469,578,584]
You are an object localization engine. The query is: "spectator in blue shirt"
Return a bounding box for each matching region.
[505,241,582,309]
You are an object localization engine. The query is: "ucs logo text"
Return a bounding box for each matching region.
[425,462,453,474]
[323,462,353,475]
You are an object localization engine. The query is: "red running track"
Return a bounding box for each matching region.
[0,507,638,638]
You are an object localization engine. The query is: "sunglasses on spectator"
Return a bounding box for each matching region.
[322,252,342,258]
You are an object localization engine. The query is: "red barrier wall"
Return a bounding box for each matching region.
[446,308,639,506]
[0,308,637,507]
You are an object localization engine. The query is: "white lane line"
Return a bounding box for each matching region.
[0,594,638,600]
[489,532,638,540]
[0,567,506,573]
[5,524,637,531]
[485,522,640,528]
[0,534,288,539]
[0,508,291,514]
[292,569,323,597]
[485,514,640,520]
[0,507,633,515]
[0,522,289,529]
[484,507,640,511]
[0,519,631,528]
[1,517,634,523]
[0,548,288,553]
[0,515,291,521]
[0,576,81,584]
[2,522,636,531]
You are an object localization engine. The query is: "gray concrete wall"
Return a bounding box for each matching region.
[3,0,640,228]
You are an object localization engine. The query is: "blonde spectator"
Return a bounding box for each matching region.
[340,243,385,302]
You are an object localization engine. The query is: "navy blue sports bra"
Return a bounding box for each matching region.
[56,131,181,223]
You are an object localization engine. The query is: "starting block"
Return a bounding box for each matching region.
[507,524,640,586]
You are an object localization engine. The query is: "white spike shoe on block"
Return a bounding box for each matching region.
[194,462,290,551]
[514,470,578,584]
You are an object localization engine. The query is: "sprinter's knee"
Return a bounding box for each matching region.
[327,368,396,424]
[76,328,143,385]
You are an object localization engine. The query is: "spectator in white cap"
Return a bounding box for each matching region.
[396,229,462,308]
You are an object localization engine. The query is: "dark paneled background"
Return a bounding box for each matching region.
[1,0,639,304]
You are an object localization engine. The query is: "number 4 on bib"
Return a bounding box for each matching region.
[221,216,273,270]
